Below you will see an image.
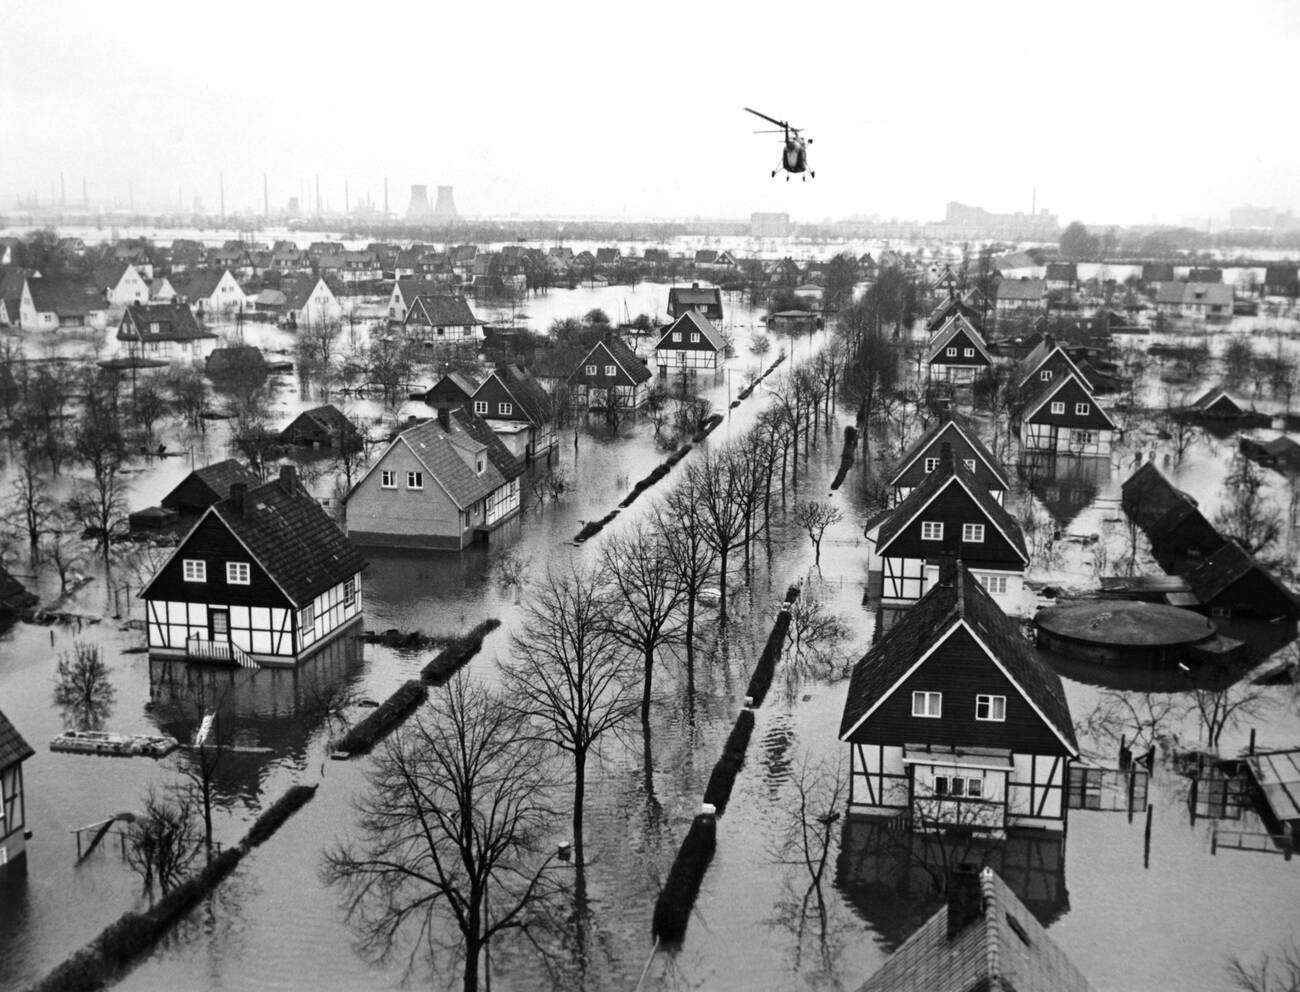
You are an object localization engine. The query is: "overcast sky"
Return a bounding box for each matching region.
[4,0,1298,227]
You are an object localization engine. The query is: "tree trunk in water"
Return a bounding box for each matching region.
[463,929,481,992]
[641,645,654,726]
[684,597,696,699]
[573,747,587,867]
[718,545,729,621]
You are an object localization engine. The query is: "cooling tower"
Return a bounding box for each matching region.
[432,186,459,222]
[406,184,432,219]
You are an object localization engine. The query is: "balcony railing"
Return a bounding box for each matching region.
[186,633,258,669]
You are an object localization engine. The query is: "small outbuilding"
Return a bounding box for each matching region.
[1181,539,1299,622]
[279,404,361,450]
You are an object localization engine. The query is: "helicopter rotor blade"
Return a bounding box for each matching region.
[752,129,785,134]
[743,107,787,129]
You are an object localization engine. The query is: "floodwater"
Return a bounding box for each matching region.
[2,292,1300,992]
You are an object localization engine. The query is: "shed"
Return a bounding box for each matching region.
[1183,539,1299,622]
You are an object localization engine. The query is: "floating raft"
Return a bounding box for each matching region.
[50,730,178,759]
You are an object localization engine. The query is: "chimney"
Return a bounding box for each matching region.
[939,441,954,470]
[691,281,700,289]
[229,483,246,517]
[279,464,297,494]
[947,863,985,940]
[437,405,451,431]
[1043,332,1054,350]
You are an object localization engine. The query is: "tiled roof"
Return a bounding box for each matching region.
[656,310,725,351]
[166,459,259,509]
[450,407,524,483]
[281,277,332,311]
[482,366,554,425]
[283,404,358,439]
[91,262,132,290]
[0,561,36,613]
[27,278,104,315]
[1190,387,1243,413]
[925,315,990,364]
[405,293,483,327]
[0,707,34,771]
[176,269,230,301]
[877,458,1027,561]
[925,294,982,333]
[839,566,1077,752]
[210,471,366,607]
[668,285,723,308]
[1019,341,1091,391]
[996,278,1046,301]
[118,302,214,343]
[854,866,1095,992]
[581,337,653,386]
[889,417,1009,491]
[391,417,511,508]
[1185,539,1297,607]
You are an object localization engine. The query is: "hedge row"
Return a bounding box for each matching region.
[28,783,318,992]
[744,585,801,709]
[736,352,787,401]
[331,679,428,757]
[829,425,858,491]
[651,812,717,946]
[690,413,724,443]
[574,508,620,543]
[701,710,755,817]
[420,618,502,684]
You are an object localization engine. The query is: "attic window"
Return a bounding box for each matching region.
[963,348,974,358]
[585,364,597,376]
[963,459,976,473]
[690,332,700,343]
[1075,402,1090,416]
[498,402,512,416]
[474,401,488,415]
[1006,914,1031,946]
[1050,401,1065,415]
[946,347,957,357]
[924,457,939,473]
[1040,370,1053,381]
[673,332,682,342]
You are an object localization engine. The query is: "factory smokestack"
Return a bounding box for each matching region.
[406,184,432,220]
[433,185,459,223]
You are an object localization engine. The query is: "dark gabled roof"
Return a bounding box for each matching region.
[91,262,133,290]
[925,314,990,364]
[1185,539,1298,608]
[889,417,1009,491]
[450,407,525,482]
[424,370,483,401]
[1018,340,1093,391]
[1119,462,1216,545]
[1190,387,1244,414]
[118,302,214,343]
[282,404,358,440]
[694,249,718,264]
[1020,371,1117,429]
[395,278,443,301]
[481,365,553,425]
[0,707,35,771]
[404,293,483,327]
[203,472,366,607]
[27,277,104,315]
[656,310,725,351]
[877,458,1027,562]
[855,866,1095,992]
[176,269,232,301]
[163,459,259,510]
[580,337,652,385]
[668,284,723,308]
[925,294,982,333]
[839,566,1077,753]
[1045,261,1077,280]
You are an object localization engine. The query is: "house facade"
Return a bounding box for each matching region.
[873,455,1028,610]
[470,366,557,461]
[840,565,1079,834]
[571,336,653,411]
[180,269,247,317]
[994,278,1047,312]
[345,408,524,549]
[117,302,219,362]
[140,466,366,667]
[889,418,1009,506]
[388,278,443,322]
[926,314,991,384]
[282,277,342,329]
[655,310,724,375]
[402,293,485,343]
[20,278,108,330]
[0,708,34,876]
[1156,282,1233,320]
[95,263,151,307]
[1019,371,1116,456]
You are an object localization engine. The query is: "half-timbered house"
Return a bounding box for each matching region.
[571,335,653,412]
[469,365,557,461]
[839,564,1079,834]
[655,310,724,375]
[1016,334,1095,393]
[401,293,485,344]
[0,708,34,876]
[1019,371,1116,456]
[926,314,991,384]
[889,418,1009,507]
[925,293,984,335]
[873,452,1028,610]
[140,466,366,667]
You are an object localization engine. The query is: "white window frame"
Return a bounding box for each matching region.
[343,577,356,607]
[605,364,616,376]
[1075,402,1090,415]
[474,400,488,414]
[672,332,682,342]
[1040,369,1052,381]
[300,603,315,630]
[585,364,597,376]
[380,470,396,489]
[912,691,942,718]
[963,458,976,473]
[690,332,700,343]
[226,561,250,585]
[963,347,974,358]
[498,402,512,416]
[183,559,206,583]
[962,523,985,543]
[946,346,957,357]
[1072,429,1094,445]
[979,574,1009,594]
[921,521,943,541]
[976,694,1006,721]
[1050,401,1065,414]
[924,457,939,472]
[407,471,423,490]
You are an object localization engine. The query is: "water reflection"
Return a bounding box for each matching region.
[1019,453,1109,530]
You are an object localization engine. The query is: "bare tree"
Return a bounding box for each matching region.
[132,381,169,439]
[9,448,54,562]
[503,565,639,867]
[770,754,847,952]
[53,641,116,730]
[1189,684,1272,750]
[163,365,209,432]
[795,501,843,566]
[1215,453,1284,555]
[683,450,750,621]
[43,507,87,597]
[1226,939,1300,992]
[655,498,717,696]
[70,374,129,569]
[323,674,557,992]
[124,786,203,898]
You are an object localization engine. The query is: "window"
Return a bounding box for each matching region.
[946,347,957,357]
[380,470,396,489]
[690,332,700,343]
[585,364,597,376]
[605,365,616,376]
[673,332,682,342]
[407,471,423,490]
[963,458,976,473]
[962,523,985,543]
[963,347,974,357]
[474,400,488,414]
[1050,401,1065,414]
[1211,606,1231,618]
[476,456,485,474]
[300,603,315,630]
[924,457,939,472]
[1040,369,1053,381]
[226,561,250,585]
[1072,429,1094,444]
[183,559,206,582]
[498,402,512,416]
[343,578,356,607]
[935,774,982,797]
[979,574,1009,594]
[935,775,949,795]
[1075,402,1090,415]
[976,694,1007,721]
[921,521,943,541]
[912,691,942,717]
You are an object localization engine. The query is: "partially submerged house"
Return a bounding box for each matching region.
[1188,387,1247,419]
[925,293,984,335]
[571,335,654,412]
[402,293,485,344]
[840,564,1078,833]
[925,314,991,385]
[117,301,219,363]
[470,365,557,462]
[280,277,342,329]
[140,466,366,667]
[1179,539,1299,622]
[667,283,724,322]
[345,407,524,549]
[92,262,151,307]
[873,451,1028,609]
[1119,463,1223,566]
[855,864,1095,992]
[655,310,725,375]
[889,418,1009,507]
[1155,282,1233,320]
[1018,371,1116,457]
[279,404,361,450]
[1239,435,1300,473]
[0,708,35,876]
[420,369,483,410]
[177,268,246,317]
[994,278,1047,312]
[20,277,109,331]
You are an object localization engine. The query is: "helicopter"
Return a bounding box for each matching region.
[744,107,814,180]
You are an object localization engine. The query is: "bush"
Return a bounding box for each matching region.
[690,413,724,443]
[573,509,619,543]
[651,812,717,946]
[702,710,755,816]
[241,784,318,849]
[420,619,502,684]
[830,425,858,491]
[744,585,800,708]
[332,680,428,757]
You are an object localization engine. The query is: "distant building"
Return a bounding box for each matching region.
[117,301,218,363]
[20,277,108,331]
[667,283,724,322]
[279,404,360,450]
[655,311,725,375]
[994,278,1048,312]
[750,212,790,237]
[943,201,1060,240]
[1155,282,1233,320]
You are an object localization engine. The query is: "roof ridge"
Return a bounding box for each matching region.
[981,867,1003,989]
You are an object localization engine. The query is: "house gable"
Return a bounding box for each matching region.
[655,311,723,353]
[927,322,990,367]
[878,477,1026,566]
[473,374,531,423]
[141,512,292,610]
[1023,374,1116,430]
[890,421,1009,494]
